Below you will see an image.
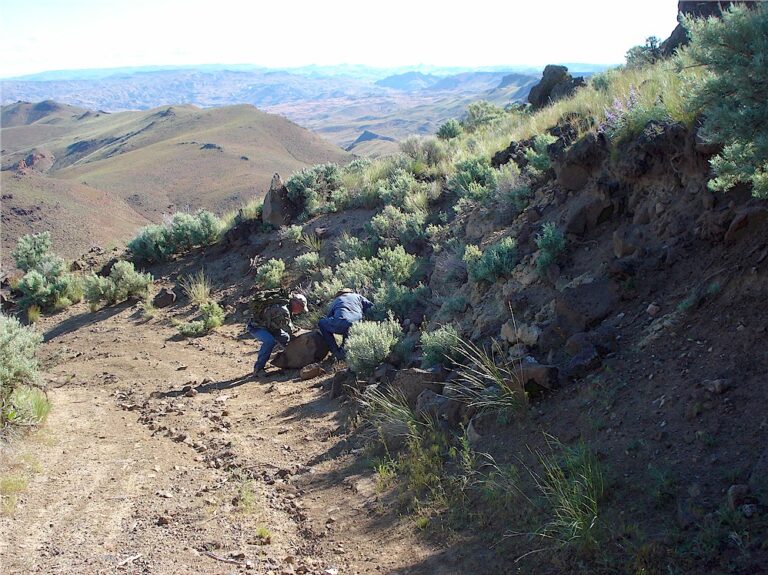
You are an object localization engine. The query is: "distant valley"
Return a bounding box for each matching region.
[0,100,350,266]
[1,64,609,154]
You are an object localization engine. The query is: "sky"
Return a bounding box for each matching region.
[0,0,680,78]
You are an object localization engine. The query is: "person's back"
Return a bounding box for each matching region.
[327,292,373,323]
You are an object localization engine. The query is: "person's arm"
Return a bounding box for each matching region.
[361,295,374,314]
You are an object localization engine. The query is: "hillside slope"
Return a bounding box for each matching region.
[1,101,351,267]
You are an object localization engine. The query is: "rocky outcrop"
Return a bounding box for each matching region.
[661,2,760,57]
[528,65,585,109]
[552,132,608,191]
[262,173,297,228]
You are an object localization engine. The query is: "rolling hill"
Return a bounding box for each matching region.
[1,101,351,268]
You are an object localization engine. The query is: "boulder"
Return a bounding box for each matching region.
[563,344,601,380]
[500,320,541,347]
[528,65,584,109]
[271,330,329,369]
[555,278,619,333]
[262,173,296,228]
[387,368,446,408]
[513,359,558,396]
[612,224,647,258]
[553,132,608,191]
[415,390,462,426]
[153,287,177,308]
[564,192,614,236]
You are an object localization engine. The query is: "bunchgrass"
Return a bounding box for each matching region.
[179,270,211,306]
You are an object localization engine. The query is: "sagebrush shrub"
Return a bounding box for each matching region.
[421,324,462,368]
[535,223,566,274]
[449,157,497,201]
[625,36,662,69]
[286,163,343,218]
[177,300,225,337]
[295,252,323,274]
[524,134,558,173]
[370,205,426,246]
[13,233,82,311]
[345,316,402,376]
[84,261,153,307]
[279,224,304,244]
[372,282,428,321]
[682,4,768,197]
[335,232,374,263]
[12,232,54,272]
[437,118,463,140]
[463,101,505,131]
[377,246,418,284]
[129,210,224,263]
[464,238,518,283]
[255,259,286,289]
[0,313,42,394]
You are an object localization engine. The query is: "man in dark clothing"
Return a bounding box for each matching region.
[318,288,373,359]
[247,293,308,377]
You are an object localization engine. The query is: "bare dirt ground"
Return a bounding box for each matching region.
[0,302,444,575]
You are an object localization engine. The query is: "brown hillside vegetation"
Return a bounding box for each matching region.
[1,101,351,267]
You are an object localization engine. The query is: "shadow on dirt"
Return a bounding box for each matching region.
[43,302,130,342]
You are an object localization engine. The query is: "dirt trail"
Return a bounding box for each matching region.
[0,303,443,575]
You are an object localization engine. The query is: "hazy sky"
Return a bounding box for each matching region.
[0,0,680,78]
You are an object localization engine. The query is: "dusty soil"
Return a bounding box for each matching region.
[0,302,445,575]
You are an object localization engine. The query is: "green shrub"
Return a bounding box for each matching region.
[0,313,42,401]
[5,385,51,427]
[682,4,768,198]
[254,258,285,289]
[84,261,153,307]
[625,36,662,69]
[12,232,83,312]
[463,101,505,131]
[177,300,225,337]
[128,210,224,263]
[279,224,304,244]
[370,205,426,246]
[421,325,461,368]
[295,252,323,274]
[524,134,558,173]
[334,257,381,290]
[286,163,343,218]
[440,295,468,316]
[12,232,54,272]
[335,232,375,262]
[535,223,566,274]
[345,316,402,376]
[437,118,463,140]
[448,157,497,201]
[372,283,428,321]
[463,238,518,283]
[377,246,418,283]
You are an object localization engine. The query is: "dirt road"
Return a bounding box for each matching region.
[0,303,444,574]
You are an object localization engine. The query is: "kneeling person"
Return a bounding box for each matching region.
[247,291,308,377]
[318,288,373,360]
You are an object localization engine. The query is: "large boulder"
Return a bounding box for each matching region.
[564,191,614,236]
[528,65,584,109]
[262,173,297,228]
[386,368,446,408]
[555,277,619,333]
[271,330,329,369]
[553,132,608,191]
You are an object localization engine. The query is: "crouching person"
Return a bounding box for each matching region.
[247,291,308,378]
[318,288,373,360]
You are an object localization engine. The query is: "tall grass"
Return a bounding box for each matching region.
[179,270,211,306]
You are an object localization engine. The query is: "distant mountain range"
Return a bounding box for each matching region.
[1,64,611,153]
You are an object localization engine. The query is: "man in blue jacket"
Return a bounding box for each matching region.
[318,288,373,360]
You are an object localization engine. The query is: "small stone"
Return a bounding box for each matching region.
[184,387,198,397]
[704,379,730,395]
[646,303,661,317]
[246,560,256,570]
[741,504,758,518]
[157,515,171,525]
[727,484,750,510]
